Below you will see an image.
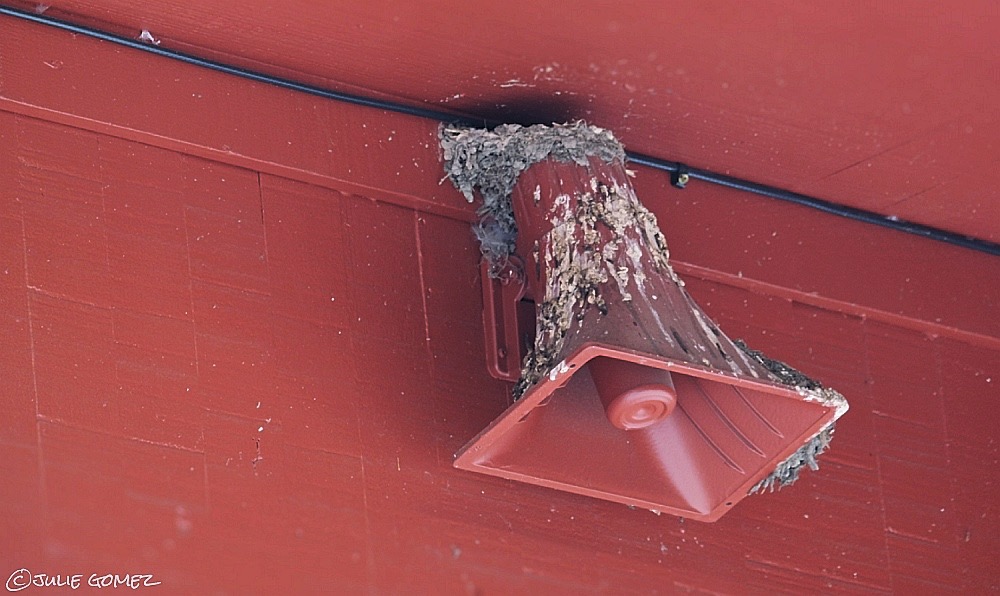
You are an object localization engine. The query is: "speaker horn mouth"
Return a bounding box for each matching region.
[588,357,677,430]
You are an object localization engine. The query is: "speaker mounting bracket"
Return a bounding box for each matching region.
[480,258,535,383]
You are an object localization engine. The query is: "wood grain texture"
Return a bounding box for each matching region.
[3,0,998,242]
[0,8,998,593]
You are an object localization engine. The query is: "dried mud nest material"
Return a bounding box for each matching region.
[734,340,844,493]
[441,122,624,265]
[512,179,676,400]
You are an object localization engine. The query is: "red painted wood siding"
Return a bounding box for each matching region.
[1,12,998,595]
[4,0,999,243]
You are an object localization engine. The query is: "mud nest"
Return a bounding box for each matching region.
[440,122,624,266]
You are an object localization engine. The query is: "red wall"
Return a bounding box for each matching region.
[2,13,998,594]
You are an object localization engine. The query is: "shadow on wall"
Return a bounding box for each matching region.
[461,95,586,128]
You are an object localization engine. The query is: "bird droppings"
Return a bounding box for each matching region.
[442,122,667,398]
[138,29,161,46]
[513,177,680,399]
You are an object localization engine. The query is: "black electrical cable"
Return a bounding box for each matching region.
[0,5,484,127]
[4,4,998,257]
[628,153,1000,255]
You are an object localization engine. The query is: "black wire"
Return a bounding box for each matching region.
[630,153,1000,256]
[0,5,485,127]
[4,5,998,257]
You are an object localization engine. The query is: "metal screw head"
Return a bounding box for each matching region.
[671,171,690,189]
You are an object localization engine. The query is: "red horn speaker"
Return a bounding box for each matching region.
[445,124,847,522]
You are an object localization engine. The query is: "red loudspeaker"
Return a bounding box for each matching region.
[448,126,847,522]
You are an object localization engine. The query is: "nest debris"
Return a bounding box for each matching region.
[734,339,847,494]
[512,180,669,398]
[440,122,625,266]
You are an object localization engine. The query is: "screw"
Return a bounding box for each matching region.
[671,170,690,189]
